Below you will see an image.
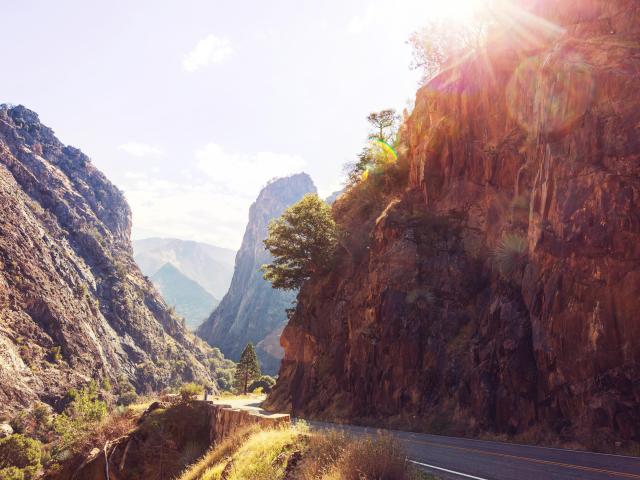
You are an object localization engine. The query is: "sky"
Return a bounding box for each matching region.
[0,0,477,249]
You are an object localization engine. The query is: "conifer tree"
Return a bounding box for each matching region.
[233,343,261,395]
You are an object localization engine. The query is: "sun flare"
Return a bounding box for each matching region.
[428,0,486,22]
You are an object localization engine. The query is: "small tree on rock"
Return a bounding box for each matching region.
[345,109,400,186]
[234,343,261,395]
[262,194,339,290]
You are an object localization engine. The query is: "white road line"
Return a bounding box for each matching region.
[408,459,490,480]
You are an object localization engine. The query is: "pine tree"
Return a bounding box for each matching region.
[233,343,261,395]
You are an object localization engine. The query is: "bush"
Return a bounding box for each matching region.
[116,376,138,406]
[118,391,139,407]
[52,385,107,457]
[180,383,204,402]
[248,376,276,394]
[0,434,42,479]
[493,233,528,282]
[31,403,52,438]
[335,433,421,480]
[9,412,28,434]
[0,466,26,480]
[48,346,62,363]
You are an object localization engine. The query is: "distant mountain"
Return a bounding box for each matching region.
[325,188,344,205]
[197,173,317,374]
[133,238,235,299]
[151,263,219,330]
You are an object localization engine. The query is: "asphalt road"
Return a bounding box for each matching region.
[307,421,640,480]
[207,396,640,479]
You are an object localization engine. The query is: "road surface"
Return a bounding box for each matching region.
[208,396,640,479]
[308,421,640,480]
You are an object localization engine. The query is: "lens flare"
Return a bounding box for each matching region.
[374,139,398,162]
[506,53,595,136]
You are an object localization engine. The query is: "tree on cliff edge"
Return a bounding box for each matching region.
[262,193,338,290]
[234,343,261,395]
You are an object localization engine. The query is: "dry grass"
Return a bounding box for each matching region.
[63,405,139,457]
[220,426,301,480]
[293,430,351,479]
[178,424,436,480]
[322,432,426,480]
[177,424,262,480]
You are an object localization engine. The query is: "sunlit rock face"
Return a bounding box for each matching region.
[267,0,640,446]
[197,173,316,374]
[0,105,214,414]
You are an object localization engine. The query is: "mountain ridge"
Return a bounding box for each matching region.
[150,262,219,330]
[134,237,235,299]
[0,105,219,413]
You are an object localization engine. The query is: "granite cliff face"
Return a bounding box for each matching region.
[0,105,216,414]
[266,0,640,447]
[197,174,316,374]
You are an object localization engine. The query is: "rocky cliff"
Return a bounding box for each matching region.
[266,0,640,448]
[0,105,217,415]
[197,174,316,374]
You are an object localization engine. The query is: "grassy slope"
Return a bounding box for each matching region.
[178,423,438,480]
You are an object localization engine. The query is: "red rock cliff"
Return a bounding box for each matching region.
[266,0,640,447]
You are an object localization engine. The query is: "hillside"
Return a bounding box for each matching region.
[266,0,640,448]
[133,237,235,299]
[0,105,219,414]
[197,173,316,374]
[151,263,219,330]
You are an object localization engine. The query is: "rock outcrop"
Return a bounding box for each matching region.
[197,174,316,374]
[67,401,290,480]
[266,0,640,448]
[0,105,217,415]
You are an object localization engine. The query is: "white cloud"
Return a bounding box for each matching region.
[122,143,307,249]
[183,34,233,72]
[124,176,248,249]
[195,143,306,198]
[118,142,165,158]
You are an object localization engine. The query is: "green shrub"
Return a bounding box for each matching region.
[9,412,28,434]
[180,383,203,402]
[118,391,138,407]
[31,402,52,437]
[101,377,113,393]
[248,376,276,394]
[0,466,26,480]
[48,346,62,363]
[52,385,107,456]
[0,434,42,479]
[116,376,138,406]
